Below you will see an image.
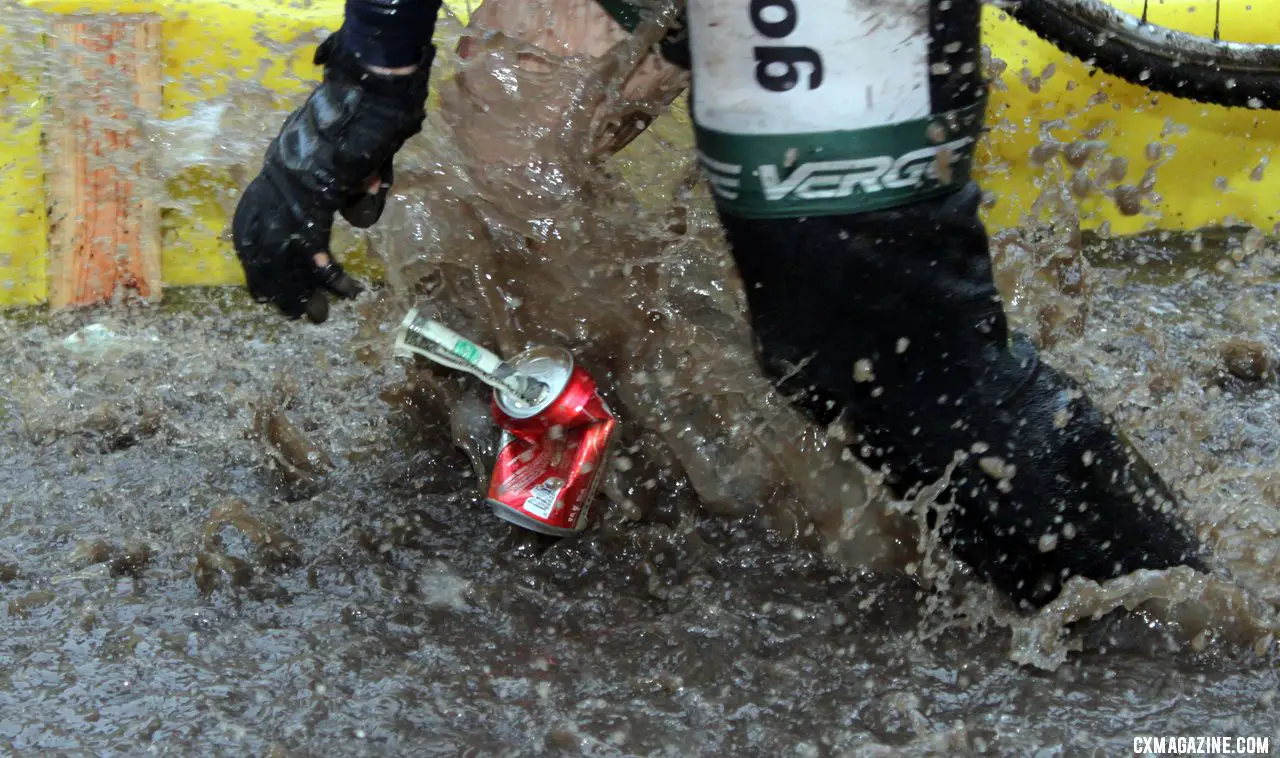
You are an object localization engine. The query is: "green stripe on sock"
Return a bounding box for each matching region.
[694,100,987,219]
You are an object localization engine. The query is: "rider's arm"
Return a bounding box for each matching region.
[344,0,441,70]
[230,0,443,321]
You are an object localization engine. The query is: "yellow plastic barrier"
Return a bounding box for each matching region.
[1,0,1277,307]
[977,1,1280,236]
[0,26,46,306]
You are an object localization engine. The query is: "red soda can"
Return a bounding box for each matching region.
[485,346,619,536]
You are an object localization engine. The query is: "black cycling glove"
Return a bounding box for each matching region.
[232,29,433,322]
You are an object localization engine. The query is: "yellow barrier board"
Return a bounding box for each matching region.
[1,0,1278,307]
[0,25,47,306]
[977,2,1280,236]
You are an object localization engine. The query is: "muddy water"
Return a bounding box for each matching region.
[4,4,1280,756]
[4,247,1280,756]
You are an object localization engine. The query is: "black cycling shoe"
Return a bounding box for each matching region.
[721,181,1209,608]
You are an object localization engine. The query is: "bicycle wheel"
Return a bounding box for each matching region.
[1007,0,1280,110]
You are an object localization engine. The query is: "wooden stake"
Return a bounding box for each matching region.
[45,15,163,309]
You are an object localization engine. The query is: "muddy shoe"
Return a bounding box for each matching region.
[723,181,1210,608]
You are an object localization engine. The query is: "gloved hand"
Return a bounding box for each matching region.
[232,29,433,322]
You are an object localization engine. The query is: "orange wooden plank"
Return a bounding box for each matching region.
[45,15,162,309]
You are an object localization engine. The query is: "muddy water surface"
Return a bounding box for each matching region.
[3,244,1279,756]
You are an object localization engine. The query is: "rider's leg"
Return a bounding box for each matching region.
[443,0,689,198]
[685,0,1209,607]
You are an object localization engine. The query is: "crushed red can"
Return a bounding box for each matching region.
[485,346,618,536]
